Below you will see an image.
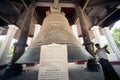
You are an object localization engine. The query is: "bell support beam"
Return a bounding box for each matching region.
[2,2,36,79]
[16,9,27,29]
[10,2,36,64]
[75,5,95,57]
[75,5,101,72]
[20,0,35,26]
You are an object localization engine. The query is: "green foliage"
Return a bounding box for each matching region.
[8,45,14,56]
[0,40,14,56]
[112,27,120,49]
[0,40,3,47]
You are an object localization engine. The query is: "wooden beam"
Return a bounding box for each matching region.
[88,8,95,16]
[20,0,37,26]
[75,11,92,28]
[10,2,23,7]
[116,4,120,9]
[96,9,118,26]
[21,0,28,9]
[11,4,21,14]
[75,18,79,24]
[36,2,75,8]
[82,0,90,11]
[0,16,12,24]
[16,9,27,28]
[86,2,119,9]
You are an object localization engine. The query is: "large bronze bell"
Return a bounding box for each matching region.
[17,4,93,63]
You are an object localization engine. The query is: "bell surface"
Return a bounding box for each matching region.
[17,13,93,63]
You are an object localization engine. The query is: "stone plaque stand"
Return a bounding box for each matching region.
[38,43,69,80]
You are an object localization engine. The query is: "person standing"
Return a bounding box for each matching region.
[95,43,120,80]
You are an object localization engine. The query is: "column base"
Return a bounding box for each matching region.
[87,59,101,72]
[2,63,23,79]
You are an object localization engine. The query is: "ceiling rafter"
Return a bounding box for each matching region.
[11,4,21,14]
[82,0,90,11]
[36,2,75,7]
[0,16,12,24]
[21,0,28,9]
[96,9,118,26]
[86,1,119,9]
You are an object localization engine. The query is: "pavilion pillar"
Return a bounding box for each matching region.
[2,2,35,79]
[75,5,100,71]
[71,25,79,40]
[0,25,18,65]
[102,27,120,60]
[33,24,41,39]
[0,27,4,35]
[91,26,104,47]
[71,25,82,45]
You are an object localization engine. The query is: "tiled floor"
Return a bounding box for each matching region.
[0,63,120,80]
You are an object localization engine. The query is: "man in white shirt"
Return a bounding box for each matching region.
[95,43,120,80]
[95,44,110,60]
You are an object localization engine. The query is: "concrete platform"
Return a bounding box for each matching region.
[0,63,120,80]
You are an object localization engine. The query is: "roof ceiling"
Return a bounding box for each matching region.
[0,0,120,36]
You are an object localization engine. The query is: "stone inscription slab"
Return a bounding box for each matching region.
[38,43,69,80]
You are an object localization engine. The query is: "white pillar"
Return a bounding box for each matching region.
[27,37,33,47]
[91,26,104,47]
[79,37,84,46]
[71,25,79,40]
[71,25,82,45]
[0,25,18,65]
[102,27,120,60]
[33,24,41,39]
[26,24,41,50]
[0,27,4,35]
